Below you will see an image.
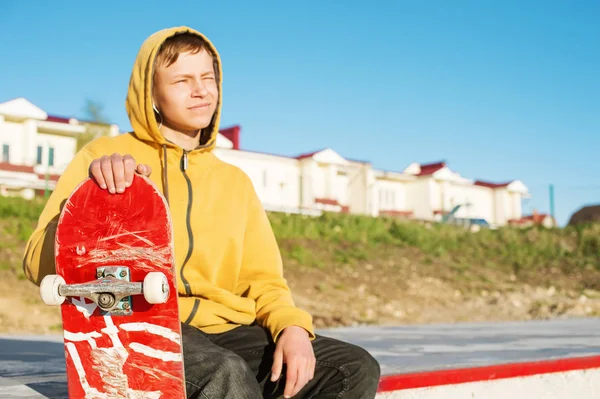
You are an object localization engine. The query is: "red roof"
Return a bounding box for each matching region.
[0,162,34,173]
[46,114,113,126]
[509,212,554,225]
[523,213,552,223]
[315,198,339,206]
[37,173,60,182]
[46,115,72,124]
[0,163,60,181]
[216,135,368,164]
[295,150,323,160]
[417,161,446,176]
[294,149,368,163]
[379,210,413,217]
[474,180,511,189]
[315,197,350,213]
[219,125,241,150]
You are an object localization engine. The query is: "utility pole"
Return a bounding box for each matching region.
[44,169,49,198]
[549,184,555,221]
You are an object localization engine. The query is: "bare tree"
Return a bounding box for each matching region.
[77,99,111,151]
[83,99,109,124]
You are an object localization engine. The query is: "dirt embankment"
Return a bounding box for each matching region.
[3,224,600,335]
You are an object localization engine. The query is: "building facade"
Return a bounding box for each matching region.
[0,98,532,227]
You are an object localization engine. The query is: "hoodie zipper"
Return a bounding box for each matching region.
[179,149,200,323]
[181,150,189,172]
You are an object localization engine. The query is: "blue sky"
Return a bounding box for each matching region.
[1,0,598,226]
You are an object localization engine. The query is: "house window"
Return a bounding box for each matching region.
[2,144,9,163]
[36,146,43,164]
[379,188,396,208]
[48,147,55,167]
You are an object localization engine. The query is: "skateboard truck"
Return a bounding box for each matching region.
[94,266,136,315]
[40,268,170,316]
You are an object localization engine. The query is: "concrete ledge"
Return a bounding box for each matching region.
[376,355,600,398]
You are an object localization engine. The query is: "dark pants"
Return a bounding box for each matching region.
[181,323,381,398]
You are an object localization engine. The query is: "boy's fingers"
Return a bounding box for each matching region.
[123,155,136,186]
[100,156,116,194]
[284,358,298,398]
[271,348,283,382]
[89,159,106,189]
[308,357,315,380]
[110,153,126,193]
[291,358,308,397]
[136,164,152,177]
[142,164,152,176]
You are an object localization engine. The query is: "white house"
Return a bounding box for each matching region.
[0,98,120,199]
[0,97,533,227]
[400,161,529,226]
[215,142,530,227]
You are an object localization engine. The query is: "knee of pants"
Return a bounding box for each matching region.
[350,346,382,384]
[214,353,256,381]
[190,352,256,385]
[186,353,259,398]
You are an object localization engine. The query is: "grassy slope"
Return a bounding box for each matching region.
[1,196,599,333]
[271,211,600,289]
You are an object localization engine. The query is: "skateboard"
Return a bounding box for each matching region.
[40,174,186,398]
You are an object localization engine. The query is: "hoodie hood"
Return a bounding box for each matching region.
[125,26,222,152]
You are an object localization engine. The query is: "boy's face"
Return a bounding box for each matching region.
[153,49,218,133]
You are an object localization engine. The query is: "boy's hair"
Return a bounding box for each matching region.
[155,32,216,70]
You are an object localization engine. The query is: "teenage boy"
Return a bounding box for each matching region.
[24,26,381,398]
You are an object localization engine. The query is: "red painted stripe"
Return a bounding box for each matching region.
[377,355,600,392]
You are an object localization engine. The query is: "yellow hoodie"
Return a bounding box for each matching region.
[23,26,315,342]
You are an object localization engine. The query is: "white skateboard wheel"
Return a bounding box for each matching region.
[40,274,66,306]
[143,272,169,304]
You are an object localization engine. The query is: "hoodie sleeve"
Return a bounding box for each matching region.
[23,146,95,286]
[236,178,315,342]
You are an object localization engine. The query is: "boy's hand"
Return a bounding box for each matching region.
[271,326,315,398]
[89,153,152,194]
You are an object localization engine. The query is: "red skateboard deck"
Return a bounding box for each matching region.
[40,175,186,398]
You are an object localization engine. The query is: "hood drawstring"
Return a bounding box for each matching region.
[162,144,170,206]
